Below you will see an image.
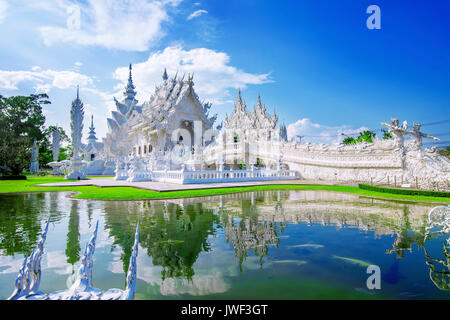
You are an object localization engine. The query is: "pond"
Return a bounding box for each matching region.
[0,190,448,300]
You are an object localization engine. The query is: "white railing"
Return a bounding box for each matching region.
[115,168,298,184]
[127,170,152,182]
[152,169,298,184]
[114,169,128,181]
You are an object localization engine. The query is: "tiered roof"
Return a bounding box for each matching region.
[140,72,216,130]
[224,91,278,130]
[106,66,216,134]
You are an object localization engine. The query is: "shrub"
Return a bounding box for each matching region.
[359,184,450,198]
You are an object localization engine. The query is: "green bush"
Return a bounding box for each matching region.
[358,184,450,198]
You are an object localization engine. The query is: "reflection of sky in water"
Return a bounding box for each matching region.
[0,190,448,300]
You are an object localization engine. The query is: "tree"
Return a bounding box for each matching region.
[356,130,376,143]
[342,136,357,145]
[342,130,377,145]
[0,94,49,175]
[382,129,393,140]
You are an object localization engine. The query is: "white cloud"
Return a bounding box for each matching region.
[39,0,177,51]
[0,0,8,24]
[113,46,273,106]
[287,118,370,144]
[187,9,207,20]
[0,67,93,92]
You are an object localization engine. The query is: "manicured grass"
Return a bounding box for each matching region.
[359,183,450,198]
[0,176,449,203]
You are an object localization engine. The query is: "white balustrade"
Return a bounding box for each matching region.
[114,167,298,184]
[114,169,129,180]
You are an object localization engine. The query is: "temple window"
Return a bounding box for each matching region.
[148,144,153,153]
[144,145,147,154]
[138,146,141,155]
[234,135,239,143]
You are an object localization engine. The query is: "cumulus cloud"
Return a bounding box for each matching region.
[39,0,176,51]
[0,0,7,23]
[0,67,93,92]
[113,46,273,106]
[287,118,370,145]
[187,9,208,20]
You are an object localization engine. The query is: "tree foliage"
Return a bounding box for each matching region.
[382,129,393,140]
[342,130,377,145]
[0,94,49,175]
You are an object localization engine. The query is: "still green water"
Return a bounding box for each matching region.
[0,190,448,299]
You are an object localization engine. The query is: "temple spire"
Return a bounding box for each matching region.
[87,115,97,142]
[162,68,168,82]
[124,63,137,105]
[257,93,262,107]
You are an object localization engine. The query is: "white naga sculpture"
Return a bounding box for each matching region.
[66,86,86,180]
[8,220,140,300]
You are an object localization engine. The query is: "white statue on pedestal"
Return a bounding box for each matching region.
[29,140,39,174]
[50,129,61,174]
[66,86,86,180]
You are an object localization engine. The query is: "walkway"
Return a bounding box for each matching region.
[36,177,358,192]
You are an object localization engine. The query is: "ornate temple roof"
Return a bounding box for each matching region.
[140,72,216,130]
[224,91,277,131]
[84,115,104,153]
[106,64,143,132]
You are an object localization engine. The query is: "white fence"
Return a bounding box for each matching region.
[117,168,298,184]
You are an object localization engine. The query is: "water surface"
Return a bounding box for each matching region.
[0,190,448,299]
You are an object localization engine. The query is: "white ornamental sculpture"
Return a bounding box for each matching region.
[406,123,439,151]
[8,220,140,300]
[52,128,60,161]
[66,86,86,180]
[29,140,39,174]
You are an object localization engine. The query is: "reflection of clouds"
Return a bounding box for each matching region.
[159,272,229,296]
[108,246,230,296]
[135,247,162,286]
[0,255,23,274]
[108,246,162,286]
[44,250,72,275]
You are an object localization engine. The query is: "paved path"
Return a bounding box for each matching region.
[36,177,357,192]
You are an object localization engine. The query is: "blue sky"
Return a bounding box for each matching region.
[0,0,449,145]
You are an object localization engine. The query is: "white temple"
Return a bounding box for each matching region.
[59,65,450,191]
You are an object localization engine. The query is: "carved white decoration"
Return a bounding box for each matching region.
[9,221,140,300]
[29,140,39,174]
[66,86,86,180]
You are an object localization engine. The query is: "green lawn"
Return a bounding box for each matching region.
[0,176,449,203]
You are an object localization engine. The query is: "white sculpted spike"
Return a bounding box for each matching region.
[9,221,140,300]
[8,218,50,300]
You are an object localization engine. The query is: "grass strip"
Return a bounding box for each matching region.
[0,176,449,203]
